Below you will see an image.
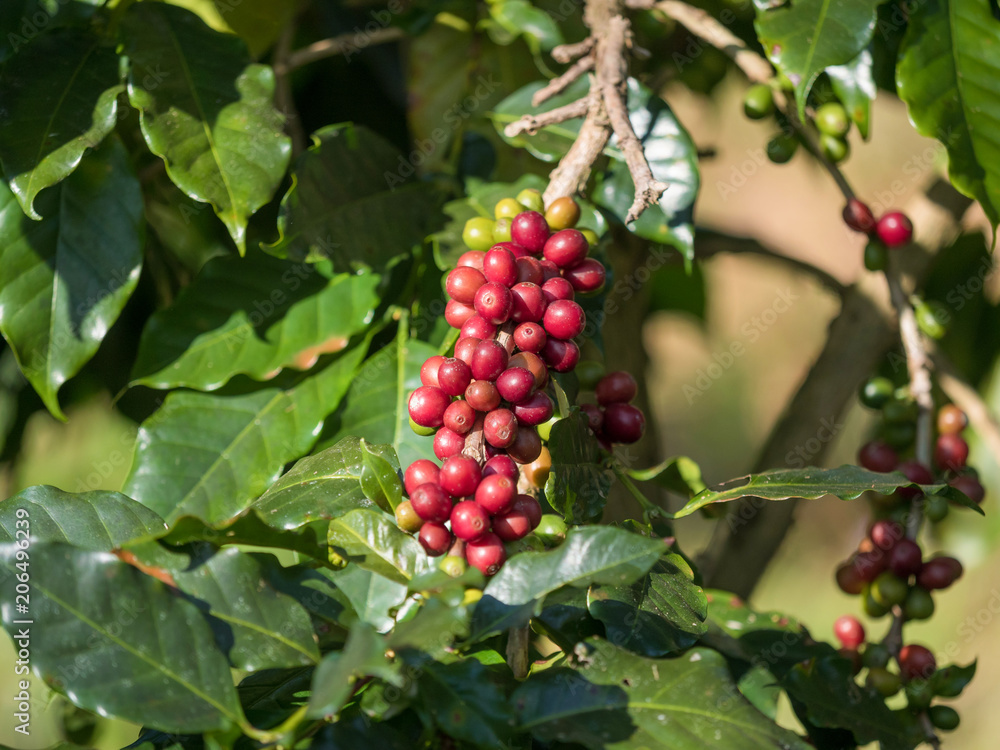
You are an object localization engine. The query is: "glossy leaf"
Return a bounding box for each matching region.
[131,253,379,390]
[472,526,667,638]
[173,548,319,670]
[326,508,434,585]
[158,510,329,563]
[0,486,165,549]
[514,639,811,749]
[251,437,400,529]
[121,2,291,252]
[124,344,366,524]
[491,77,589,163]
[267,124,441,268]
[675,464,984,518]
[756,0,878,120]
[0,136,143,419]
[326,565,407,633]
[587,551,708,657]
[827,49,875,139]
[489,0,563,51]
[210,0,300,57]
[307,623,401,719]
[896,0,1000,228]
[413,659,514,746]
[360,439,404,513]
[544,412,613,523]
[0,541,244,733]
[626,455,706,496]
[0,28,122,218]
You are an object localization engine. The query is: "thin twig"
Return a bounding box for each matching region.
[274,27,405,74]
[931,346,1000,465]
[274,22,306,157]
[532,56,594,107]
[551,38,595,64]
[505,99,590,138]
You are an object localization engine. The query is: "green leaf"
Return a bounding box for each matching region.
[930,660,976,698]
[0,28,123,218]
[674,464,984,518]
[0,486,165,548]
[0,136,143,419]
[266,124,442,268]
[472,526,666,638]
[326,565,407,633]
[412,659,514,746]
[491,77,590,163]
[326,508,434,585]
[131,253,379,390]
[704,588,803,639]
[251,436,400,529]
[121,2,291,252]
[157,510,329,563]
[756,0,878,120]
[587,551,708,657]
[360,439,404,513]
[124,344,366,524]
[0,541,244,733]
[544,412,613,524]
[307,623,401,719]
[627,455,706,496]
[896,0,1000,229]
[827,49,875,139]
[324,319,438,468]
[489,0,563,51]
[514,639,811,749]
[210,0,301,57]
[173,548,319,670]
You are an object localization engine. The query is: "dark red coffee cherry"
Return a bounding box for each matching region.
[445,299,476,329]
[596,371,638,405]
[460,315,497,341]
[541,277,575,302]
[433,427,466,460]
[496,367,536,404]
[541,337,580,373]
[539,258,562,281]
[474,281,514,325]
[404,459,440,497]
[454,336,480,366]
[917,556,963,590]
[420,355,446,387]
[602,403,645,444]
[483,454,519,482]
[510,282,547,323]
[408,386,450,428]
[858,440,898,473]
[466,380,501,412]
[853,549,888,582]
[836,562,866,595]
[446,266,487,304]
[543,300,586,339]
[484,408,519,448]
[410,482,453,523]
[833,615,866,649]
[450,500,491,541]
[869,519,903,551]
[457,250,485,270]
[897,460,934,499]
[511,493,542,528]
[513,322,547,353]
[543,228,588,268]
[471,340,509,381]
[512,391,554,425]
[419,521,453,556]
[491,240,531,259]
[563,258,606,293]
[515,256,544,285]
[888,538,923,578]
[898,644,936,681]
[876,211,913,247]
[949,474,985,504]
[511,210,550,252]
[493,507,533,541]
[934,433,969,471]
[475,473,517,514]
[443,400,476,434]
[580,403,603,433]
[466,532,506,575]
[509,352,548,390]
[483,246,519,287]
[439,455,483,498]
[842,199,876,233]
[507,424,542,464]
[437,357,472,396]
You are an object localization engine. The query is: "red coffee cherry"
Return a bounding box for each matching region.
[457,250,485,270]
[419,521,453,556]
[511,210,550,252]
[484,408,519,448]
[541,337,580,372]
[949,474,985,504]
[443,400,476,434]
[445,299,476,329]
[433,427,466,460]
[475,474,517,514]
[876,211,913,247]
[454,336,480,366]
[507,424,543,464]
[420,355,446,387]
[404,459,440,497]
[935,433,969,471]
[446,266,486,304]
[493,507,533,541]
[439,455,483,498]
[897,460,934,500]
[510,282,547,323]
[471,340,509,381]
[437,358,472,396]
[496,367,536,404]
[512,493,542,529]
[513,392,554,426]
[835,562,866,595]
[410,482,453,523]
[888,538,923,578]
[483,246,518,287]
[539,258,562,281]
[563,258,606,293]
[596,371,638,405]
[466,380,501,412]
[917,556,963,590]
[541,277,575,303]
[842,198,876,233]
[543,228,589,268]
[853,549,888,582]
[460,315,497,341]
[450,500,491,541]
[833,615,866,649]
[515,256,544,285]
[858,440,898,473]
[408,386,450,428]
[492,240,531,259]
[898,644,936,681]
[602,403,645,444]
[513,322,547,353]
[580,403,604,433]
[483,454,519,482]
[543,299,586,339]
[937,404,968,435]
[474,281,513,325]
[869,519,903,551]
[466,532,506,575]
[509,352,548,389]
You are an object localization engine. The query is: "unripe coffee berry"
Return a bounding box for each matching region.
[522,448,551,488]
[419,521,453,556]
[466,532,506,575]
[451,500,491,541]
[833,615,865,649]
[462,217,495,252]
[404,459,440,496]
[484,408,519,448]
[543,229,589,268]
[408,386,450,428]
[511,210,550,252]
[596,371,638,405]
[439,455,482,498]
[433,427,466,460]
[395,500,424,533]
[446,266,486,304]
[516,189,544,213]
[903,586,935,620]
[410,482,453,523]
[544,196,581,230]
[494,197,523,219]
[937,404,967,434]
[876,211,913,247]
[475,473,517,514]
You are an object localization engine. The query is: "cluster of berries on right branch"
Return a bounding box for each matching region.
[842,197,914,271]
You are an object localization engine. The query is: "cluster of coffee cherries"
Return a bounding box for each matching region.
[579,371,645,449]
[398,191,644,576]
[842,197,914,271]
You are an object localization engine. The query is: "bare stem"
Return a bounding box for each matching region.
[274,27,405,74]
[505,99,590,138]
[532,56,594,107]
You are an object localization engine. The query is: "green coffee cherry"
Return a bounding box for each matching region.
[860,376,894,409]
[871,571,908,607]
[462,217,496,251]
[439,555,467,577]
[882,421,916,449]
[863,586,890,618]
[929,705,960,731]
[576,360,606,390]
[743,84,775,119]
[905,679,934,710]
[580,228,599,246]
[864,241,888,272]
[534,514,568,544]
[862,643,891,670]
[815,102,851,138]
[914,299,947,339]
[516,188,545,213]
[903,586,935,621]
[883,399,918,424]
[493,216,513,242]
[819,133,850,164]
[767,132,798,164]
[494,197,523,220]
[410,416,436,436]
[924,494,949,523]
[866,667,901,697]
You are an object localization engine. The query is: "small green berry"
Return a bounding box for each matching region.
[495,198,523,220]
[860,376,894,409]
[409,416,437,436]
[924,494,949,523]
[929,705,960,731]
[743,84,775,119]
[493,217,513,242]
[862,643,891,669]
[866,667,901,697]
[766,132,798,164]
[864,241,888,272]
[819,133,850,164]
[815,102,851,137]
[516,188,545,213]
[905,679,934,710]
[534,514,568,544]
[903,586,935,621]
[871,571,908,607]
[462,216,496,251]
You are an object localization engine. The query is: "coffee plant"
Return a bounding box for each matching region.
[0,0,995,748]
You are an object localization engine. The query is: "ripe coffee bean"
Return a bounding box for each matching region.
[457,250,485,270]
[512,391,554,426]
[466,380,501,412]
[512,493,542,528]
[934,433,969,471]
[443,400,476,434]
[438,358,472,396]
[853,549,888,582]
[539,259,562,281]
[858,440,898,473]
[917,556,962,590]
[476,474,517,514]
[876,211,913,247]
[898,644,936,681]
[484,408,519,448]
[869,519,903,551]
[949,474,985,504]
[545,196,581,230]
[515,256,544,285]
[842,198,876,233]
[420,355,446,387]
[833,615,865,649]
[446,266,487,304]
[471,340,509,381]
[543,300,586,339]
[491,240,532,258]
[408,386,450,428]
[580,403,604,433]
[483,246,518,287]
[395,500,424,533]
[541,338,580,372]
[466,532,506,575]
[404,459,440,496]
[474,281,513,324]
[497,367,535,403]
[411,482,453,523]
[454,336,480,366]
[511,210,550,252]
[563,258,606,293]
[439,455,482,498]
[419,521,453,556]
[897,460,934,500]
[433,427,466,460]
[507,423,542,463]
[445,299,476,329]
[510,282,547,323]
[483,454,519,482]
[509,352,548,389]
[493,507,533,541]
[451,500,491,541]
[888,538,923,577]
[543,229,589,268]
[603,403,645,444]
[835,562,866,594]
[460,315,497,341]
[937,404,967,434]
[541,277,575,302]
[513,322,547,353]
[596,371,638,405]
